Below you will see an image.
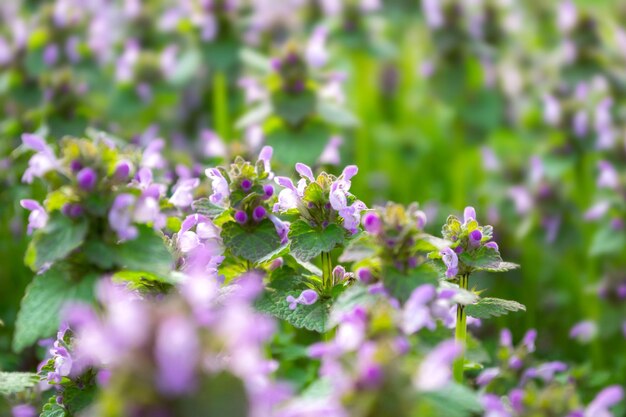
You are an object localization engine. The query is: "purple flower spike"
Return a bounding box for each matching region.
[463,206,476,224]
[234,210,248,225]
[362,212,382,235]
[241,178,253,191]
[469,229,482,247]
[586,386,624,417]
[440,247,459,278]
[253,206,266,222]
[20,199,48,234]
[263,184,274,199]
[77,167,97,191]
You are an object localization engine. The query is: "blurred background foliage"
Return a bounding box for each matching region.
[1,0,625,403]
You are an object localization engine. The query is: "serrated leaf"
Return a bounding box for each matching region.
[465,297,526,319]
[421,383,482,417]
[414,234,451,252]
[62,382,97,415]
[25,214,88,271]
[0,372,38,395]
[481,261,520,272]
[382,264,438,304]
[192,198,227,218]
[328,284,378,328]
[222,220,282,263]
[256,285,329,333]
[458,246,502,269]
[40,402,66,417]
[13,266,97,352]
[289,220,344,262]
[115,226,173,275]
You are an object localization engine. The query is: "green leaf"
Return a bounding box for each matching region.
[421,383,482,417]
[40,402,66,417]
[266,123,329,166]
[272,89,316,126]
[25,214,88,271]
[222,220,282,263]
[178,372,248,417]
[328,284,378,328]
[256,289,330,333]
[465,297,526,319]
[192,198,227,218]
[62,383,97,415]
[338,233,377,262]
[481,261,520,272]
[82,239,117,270]
[13,266,97,352]
[459,246,519,272]
[115,226,173,275]
[235,103,273,129]
[239,48,272,73]
[382,264,438,304]
[589,226,625,257]
[317,101,359,127]
[289,220,345,262]
[0,372,38,395]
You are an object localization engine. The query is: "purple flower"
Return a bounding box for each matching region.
[305,26,328,68]
[258,146,274,176]
[286,289,319,310]
[356,267,373,283]
[11,404,36,417]
[597,161,619,189]
[463,206,476,224]
[205,168,230,206]
[522,361,567,383]
[201,130,227,158]
[274,176,305,212]
[108,194,138,241]
[569,320,597,343]
[469,229,482,247]
[415,210,427,229]
[268,214,289,244]
[263,184,274,199]
[21,134,58,183]
[422,0,444,28]
[62,203,83,218]
[77,168,97,191]
[234,210,248,225]
[414,340,462,391]
[295,163,315,182]
[113,160,133,180]
[485,241,499,251]
[20,199,49,234]
[319,136,342,165]
[543,94,561,125]
[169,178,200,208]
[241,178,253,191]
[522,329,537,352]
[584,386,624,417]
[481,394,510,417]
[476,368,500,386]
[362,211,382,234]
[440,247,458,278]
[253,206,267,222]
[155,315,199,395]
[402,284,436,334]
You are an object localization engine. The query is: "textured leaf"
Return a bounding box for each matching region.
[465,297,526,319]
[222,220,282,263]
[115,226,173,275]
[40,403,66,417]
[382,264,438,304]
[192,198,227,218]
[235,103,272,129]
[589,226,625,257]
[459,246,501,269]
[265,123,329,166]
[25,214,88,271]
[272,89,316,126]
[421,383,482,417]
[0,372,38,395]
[13,266,96,351]
[289,220,344,262]
[63,383,97,415]
[338,234,377,262]
[179,372,248,417]
[481,261,520,272]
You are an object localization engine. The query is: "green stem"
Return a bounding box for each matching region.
[321,251,333,293]
[453,274,469,383]
[213,69,230,141]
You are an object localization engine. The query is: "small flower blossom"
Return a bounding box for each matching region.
[440,247,459,278]
[414,340,462,391]
[169,178,200,208]
[286,289,319,310]
[21,134,58,183]
[569,320,597,343]
[206,168,230,207]
[77,167,97,191]
[584,386,624,417]
[20,199,49,234]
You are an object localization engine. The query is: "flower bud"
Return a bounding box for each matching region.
[362,212,382,235]
[77,167,97,191]
[252,206,266,222]
[234,210,248,224]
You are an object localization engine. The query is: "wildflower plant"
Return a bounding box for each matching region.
[429,207,523,382]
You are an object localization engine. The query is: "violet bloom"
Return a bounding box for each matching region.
[11,405,36,417]
[273,176,305,212]
[469,229,482,247]
[21,133,58,183]
[414,340,462,391]
[543,94,561,126]
[356,267,373,283]
[77,167,97,191]
[305,26,328,68]
[557,0,578,33]
[482,394,510,417]
[235,210,248,224]
[422,0,444,29]
[319,136,343,166]
[169,178,200,208]
[155,315,199,395]
[569,320,597,343]
[440,247,458,278]
[201,129,227,158]
[362,211,382,234]
[258,146,274,177]
[286,289,319,310]
[597,161,619,189]
[268,214,289,245]
[20,199,49,234]
[113,159,133,181]
[253,206,267,222]
[205,168,230,207]
[584,386,624,417]
[476,368,500,387]
[463,206,476,224]
[108,194,138,241]
[402,284,436,334]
